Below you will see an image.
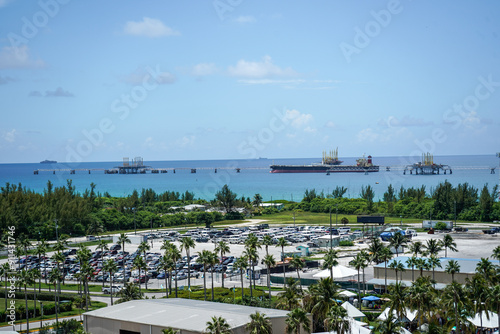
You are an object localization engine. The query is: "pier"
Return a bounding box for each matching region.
[403,153,452,175]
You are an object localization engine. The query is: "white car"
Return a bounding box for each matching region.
[102,285,122,294]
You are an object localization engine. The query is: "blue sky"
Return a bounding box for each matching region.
[1,0,499,163]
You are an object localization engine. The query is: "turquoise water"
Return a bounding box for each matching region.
[0,155,498,201]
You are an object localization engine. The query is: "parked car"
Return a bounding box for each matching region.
[133,275,150,284]
[102,285,122,294]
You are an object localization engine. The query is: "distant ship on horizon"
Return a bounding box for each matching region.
[270,148,349,173]
[40,160,57,164]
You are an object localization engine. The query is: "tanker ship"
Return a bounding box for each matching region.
[270,150,379,173]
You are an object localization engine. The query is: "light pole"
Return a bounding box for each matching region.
[40,302,43,329]
[400,215,402,227]
[329,207,332,250]
[335,203,338,228]
[293,211,296,228]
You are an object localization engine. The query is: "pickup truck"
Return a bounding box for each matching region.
[102,285,122,294]
[482,227,500,235]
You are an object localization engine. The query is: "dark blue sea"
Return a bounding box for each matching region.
[0,155,498,201]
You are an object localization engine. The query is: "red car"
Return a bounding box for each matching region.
[134,275,149,284]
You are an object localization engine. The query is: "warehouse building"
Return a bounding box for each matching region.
[83,298,298,334]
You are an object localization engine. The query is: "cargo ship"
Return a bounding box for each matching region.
[270,151,379,173]
[40,160,57,164]
[326,155,379,173]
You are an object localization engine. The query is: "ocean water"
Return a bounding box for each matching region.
[0,155,498,201]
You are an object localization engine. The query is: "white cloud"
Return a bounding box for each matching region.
[233,15,255,23]
[0,45,45,69]
[357,128,379,143]
[303,126,317,133]
[120,67,176,85]
[191,63,217,77]
[285,109,313,128]
[3,129,16,143]
[461,111,481,129]
[228,55,297,78]
[238,79,305,85]
[176,135,196,148]
[124,17,180,38]
[46,87,74,97]
[379,116,433,128]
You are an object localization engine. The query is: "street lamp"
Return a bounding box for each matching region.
[400,215,402,227]
[329,207,332,250]
[40,302,43,329]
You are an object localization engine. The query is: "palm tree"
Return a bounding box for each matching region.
[0,263,9,311]
[17,269,34,333]
[243,247,259,297]
[368,237,385,264]
[76,245,91,299]
[263,254,276,299]
[34,239,47,293]
[476,257,495,282]
[117,233,131,254]
[117,233,131,273]
[169,245,182,297]
[349,253,364,306]
[117,282,144,303]
[425,239,442,258]
[29,268,41,317]
[209,251,219,301]
[245,234,261,289]
[286,308,311,334]
[389,232,407,257]
[234,256,248,299]
[197,250,212,300]
[441,281,469,333]
[323,304,349,334]
[406,276,435,327]
[486,284,500,334]
[96,239,109,286]
[359,250,370,294]
[247,311,273,334]
[276,237,289,284]
[322,249,339,281]
[445,259,460,282]
[103,259,118,305]
[374,312,404,334]
[406,256,418,282]
[379,246,393,293]
[133,256,147,294]
[205,316,232,334]
[385,282,407,322]
[303,277,339,332]
[492,245,500,262]
[158,255,174,298]
[409,240,425,257]
[290,256,305,291]
[137,241,151,289]
[440,234,457,257]
[415,257,430,278]
[162,328,180,334]
[215,240,230,288]
[262,235,273,257]
[51,250,65,293]
[180,236,195,290]
[48,267,61,327]
[427,256,442,285]
[80,262,94,311]
[388,260,405,285]
[466,274,489,331]
[276,279,301,311]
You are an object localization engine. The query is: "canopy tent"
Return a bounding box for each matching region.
[339,290,357,298]
[377,307,418,323]
[314,317,371,334]
[341,301,366,319]
[361,296,380,302]
[313,265,358,279]
[467,311,499,328]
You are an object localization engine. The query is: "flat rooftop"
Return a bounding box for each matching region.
[84,298,290,332]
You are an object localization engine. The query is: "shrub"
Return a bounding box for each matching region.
[339,241,354,247]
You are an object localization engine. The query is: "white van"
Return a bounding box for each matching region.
[338,227,351,234]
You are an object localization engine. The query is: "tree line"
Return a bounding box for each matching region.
[290,181,499,222]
